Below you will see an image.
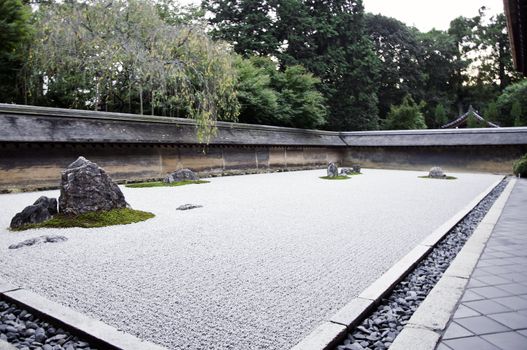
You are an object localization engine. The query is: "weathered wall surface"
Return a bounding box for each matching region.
[1,104,526,191]
[343,145,527,174]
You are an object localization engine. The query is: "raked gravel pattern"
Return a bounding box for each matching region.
[0,169,502,350]
[336,179,508,350]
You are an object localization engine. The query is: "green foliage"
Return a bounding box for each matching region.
[203,0,279,56]
[206,0,379,131]
[511,101,523,126]
[466,113,483,128]
[234,56,279,125]
[319,175,350,180]
[125,180,209,188]
[235,56,327,128]
[14,208,154,230]
[418,175,457,180]
[484,102,499,124]
[274,65,327,129]
[365,14,426,121]
[24,0,239,142]
[495,80,527,126]
[0,0,32,103]
[383,95,427,130]
[513,154,527,177]
[433,104,449,127]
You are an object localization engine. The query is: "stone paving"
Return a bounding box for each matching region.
[438,179,527,350]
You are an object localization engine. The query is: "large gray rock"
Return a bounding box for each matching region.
[164,169,199,183]
[10,196,58,229]
[59,157,127,215]
[9,235,67,249]
[327,163,339,177]
[428,166,446,179]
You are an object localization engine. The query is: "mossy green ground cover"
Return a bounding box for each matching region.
[319,173,362,180]
[418,175,457,180]
[13,208,154,231]
[125,180,209,188]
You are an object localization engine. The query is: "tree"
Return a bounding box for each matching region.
[433,103,449,128]
[484,102,499,125]
[277,0,380,130]
[235,55,327,128]
[418,29,457,124]
[495,80,527,127]
[0,0,32,103]
[24,0,240,142]
[203,0,279,57]
[383,95,427,130]
[473,11,520,90]
[234,56,279,125]
[274,64,327,129]
[365,14,426,121]
[511,101,523,126]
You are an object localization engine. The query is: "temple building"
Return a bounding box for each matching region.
[504,0,527,75]
[441,105,500,129]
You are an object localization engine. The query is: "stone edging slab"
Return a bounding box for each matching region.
[291,177,506,350]
[388,177,517,350]
[0,284,167,350]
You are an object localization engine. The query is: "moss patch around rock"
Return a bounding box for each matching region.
[319,175,351,180]
[13,208,155,231]
[418,175,457,180]
[125,180,210,188]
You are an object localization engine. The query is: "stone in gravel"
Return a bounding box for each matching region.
[428,166,446,178]
[42,345,53,350]
[59,156,127,215]
[352,164,361,173]
[8,235,67,249]
[164,169,199,183]
[327,163,338,177]
[9,196,58,229]
[176,204,203,211]
[348,344,365,350]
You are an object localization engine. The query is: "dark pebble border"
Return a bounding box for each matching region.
[0,298,97,350]
[335,178,509,350]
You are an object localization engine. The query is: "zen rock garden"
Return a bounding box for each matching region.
[0,167,510,349]
[9,157,154,234]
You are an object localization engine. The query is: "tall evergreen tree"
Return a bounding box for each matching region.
[276,0,380,130]
[365,14,426,121]
[0,0,31,103]
[202,0,279,56]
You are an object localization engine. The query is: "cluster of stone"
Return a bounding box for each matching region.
[59,157,127,215]
[0,300,95,350]
[10,197,57,229]
[326,163,339,177]
[428,166,446,179]
[9,157,127,229]
[337,179,507,350]
[340,165,361,175]
[8,235,67,250]
[327,163,361,177]
[176,204,203,211]
[163,169,199,183]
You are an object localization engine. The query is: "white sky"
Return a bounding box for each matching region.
[362,0,504,31]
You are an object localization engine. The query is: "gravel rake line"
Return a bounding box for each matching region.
[335,178,509,350]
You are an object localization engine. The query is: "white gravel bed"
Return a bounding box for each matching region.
[0,169,501,350]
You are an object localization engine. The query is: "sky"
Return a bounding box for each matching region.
[362,0,504,32]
